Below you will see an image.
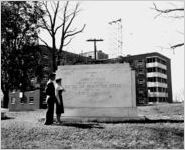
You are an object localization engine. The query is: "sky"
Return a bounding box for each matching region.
[39,1,184,101]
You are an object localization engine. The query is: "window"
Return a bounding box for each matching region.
[138,90,144,94]
[148,87,157,92]
[138,78,145,84]
[20,95,27,104]
[147,57,157,63]
[147,67,166,74]
[152,57,156,62]
[139,98,144,104]
[11,97,16,104]
[29,97,34,104]
[157,57,167,65]
[138,69,144,74]
[43,66,49,71]
[137,59,144,66]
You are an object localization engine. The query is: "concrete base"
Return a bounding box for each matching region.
[60,116,145,123]
[62,107,137,118]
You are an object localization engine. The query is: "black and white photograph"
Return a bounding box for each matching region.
[1,1,184,149]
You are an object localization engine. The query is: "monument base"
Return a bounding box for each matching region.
[62,107,137,118]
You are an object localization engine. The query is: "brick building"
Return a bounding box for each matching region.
[120,52,173,105]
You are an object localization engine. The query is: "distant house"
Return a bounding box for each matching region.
[8,90,40,111]
[80,50,109,60]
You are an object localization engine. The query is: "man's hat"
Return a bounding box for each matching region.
[49,72,56,79]
[56,78,62,83]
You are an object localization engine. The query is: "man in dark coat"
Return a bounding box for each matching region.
[44,73,56,125]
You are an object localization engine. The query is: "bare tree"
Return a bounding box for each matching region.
[38,1,86,71]
[152,2,184,50]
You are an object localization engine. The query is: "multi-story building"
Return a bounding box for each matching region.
[121,52,173,105]
[80,50,109,60]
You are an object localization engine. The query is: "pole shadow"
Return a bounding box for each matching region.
[1,116,15,120]
[54,122,104,129]
[90,117,184,124]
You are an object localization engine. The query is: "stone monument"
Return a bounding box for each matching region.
[56,63,137,119]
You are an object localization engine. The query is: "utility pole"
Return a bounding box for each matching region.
[86,39,103,61]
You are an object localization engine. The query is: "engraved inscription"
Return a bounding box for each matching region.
[64,76,123,96]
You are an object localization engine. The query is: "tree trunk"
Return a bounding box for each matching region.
[1,84,9,108]
[3,91,9,108]
[58,40,64,66]
[52,37,57,72]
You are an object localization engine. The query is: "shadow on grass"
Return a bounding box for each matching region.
[54,122,104,129]
[91,118,184,124]
[38,117,183,127]
[1,116,15,120]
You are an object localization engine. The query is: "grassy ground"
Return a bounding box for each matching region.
[1,103,184,149]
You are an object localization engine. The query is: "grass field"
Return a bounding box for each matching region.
[1,103,184,149]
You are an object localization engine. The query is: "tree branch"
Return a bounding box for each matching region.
[54,23,64,34]
[153,3,184,13]
[38,36,49,47]
[64,3,80,33]
[52,1,60,30]
[152,3,184,19]
[170,43,184,49]
[64,24,86,39]
[63,37,74,47]
[43,1,53,27]
[59,1,69,51]
[39,14,52,36]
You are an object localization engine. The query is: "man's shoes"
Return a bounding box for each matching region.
[44,122,53,125]
[57,120,63,124]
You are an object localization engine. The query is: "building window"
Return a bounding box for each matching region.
[29,97,34,104]
[138,69,144,74]
[138,89,144,95]
[138,98,145,104]
[147,58,152,63]
[157,57,166,65]
[147,57,157,63]
[148,77,167,83]
[43,66,49,71]
[137,59,144,66]
[138,78,145,84]
[20,95,27,104]
[147,77,157,82]
[148,87,157,92]
[147,57,166,65]
[147,67,166,74]
[11,97,16,104]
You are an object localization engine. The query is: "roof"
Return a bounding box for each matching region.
[123,52,171,61]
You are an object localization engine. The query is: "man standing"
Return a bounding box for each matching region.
[44,73,56,125]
